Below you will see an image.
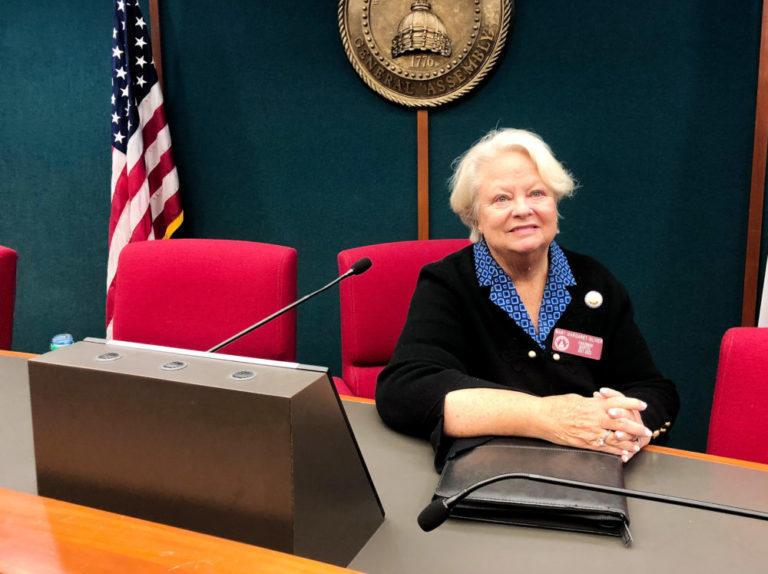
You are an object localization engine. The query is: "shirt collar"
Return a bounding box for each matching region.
[474,240,575,287]
[473,239,576,347]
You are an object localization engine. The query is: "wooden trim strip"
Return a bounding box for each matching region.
[340,395,375,405]
[741,0,768,326]
[149,0,164,92]
[0,350,37,358]
[646,445,768,472]
[417,110,430,240]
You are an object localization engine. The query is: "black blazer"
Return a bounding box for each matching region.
[375,245,679,467]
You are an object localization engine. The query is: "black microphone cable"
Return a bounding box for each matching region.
[418,471,768,532]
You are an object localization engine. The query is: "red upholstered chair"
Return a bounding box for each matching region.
[337,239,471,398]
[113,239,297,361]
[0,245,18,350]
[707,327,768,464]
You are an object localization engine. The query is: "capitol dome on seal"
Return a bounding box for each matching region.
[391,1,452,58]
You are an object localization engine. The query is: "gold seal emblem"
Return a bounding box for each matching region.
[339,0,513,107]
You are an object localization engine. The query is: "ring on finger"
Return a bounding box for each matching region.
[596,430,611,447]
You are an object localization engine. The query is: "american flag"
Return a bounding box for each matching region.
[107,0,182,335]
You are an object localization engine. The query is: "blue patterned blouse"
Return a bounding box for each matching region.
[473,240,576,349]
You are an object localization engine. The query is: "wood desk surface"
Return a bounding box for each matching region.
[0,486,355,574]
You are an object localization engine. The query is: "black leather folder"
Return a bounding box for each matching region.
[434,437,631,543]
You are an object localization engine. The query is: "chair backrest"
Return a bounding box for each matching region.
[113,239,297,361]
[0,245,18,350]
[338,239,471,398]
[707,327,768,464]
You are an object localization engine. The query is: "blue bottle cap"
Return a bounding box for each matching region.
[50,333,74,350]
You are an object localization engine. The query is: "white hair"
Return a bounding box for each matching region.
[449,128,576,242]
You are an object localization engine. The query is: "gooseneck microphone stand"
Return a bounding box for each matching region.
[207,257,372,353]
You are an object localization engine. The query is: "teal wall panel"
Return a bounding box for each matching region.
[0,0,762,452]
[0,1,112,354]
[158,0,418,371]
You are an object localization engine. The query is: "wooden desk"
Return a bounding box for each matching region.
[0,486,355,573]
[3,351,768,573]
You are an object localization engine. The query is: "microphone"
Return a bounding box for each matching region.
[207,257,373,353]
[417,471,768,532]
[349,257,372,275]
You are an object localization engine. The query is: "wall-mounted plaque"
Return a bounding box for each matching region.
[339,0,513,108]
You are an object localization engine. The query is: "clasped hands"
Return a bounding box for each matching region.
[541,387,652,463]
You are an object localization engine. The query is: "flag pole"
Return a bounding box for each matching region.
[742,0,768,326]
[149,0,164,92]
[146,0,183,241]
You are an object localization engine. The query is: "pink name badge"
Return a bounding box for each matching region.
[552,328,603,360]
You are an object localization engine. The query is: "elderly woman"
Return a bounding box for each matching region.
[376,128,679,469]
